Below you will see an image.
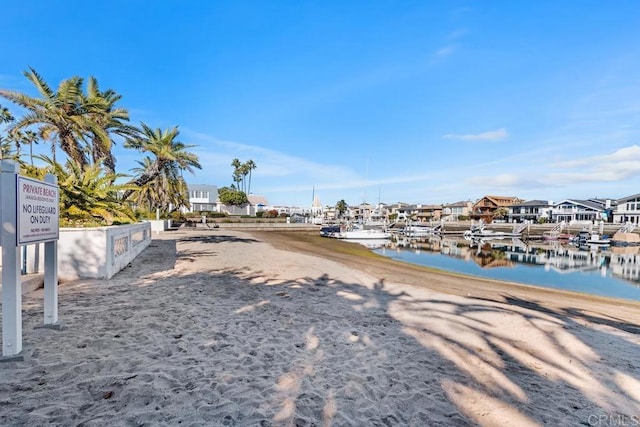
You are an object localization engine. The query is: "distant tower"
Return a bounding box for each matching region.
[311,191,323,223]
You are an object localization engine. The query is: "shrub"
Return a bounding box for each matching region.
[262,210,279,218]
[170,211,185,222]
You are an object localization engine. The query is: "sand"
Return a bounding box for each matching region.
[1,229,639,426]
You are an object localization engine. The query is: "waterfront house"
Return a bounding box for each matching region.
[248,194,269,213]
[322,205,338,221]
[187,184,219,212]
[390,203,441,223]
[388,202,411,218]
[414,204,443,222]
[549,199,605,223]
[471,195,523,223]
[507,200,554,223]
[613,194,640,224]
[442,201,473,221]
[352,203,374,222]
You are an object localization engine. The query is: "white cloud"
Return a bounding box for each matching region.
[545,161,640,184]
[435,45,456,57]
[448,29,468,41]
[181,128,471,205]
[467,173,545,189]
[183,128,361,184]
[500,145,640,190]
[443,128,509,141]
[553,145,640,168]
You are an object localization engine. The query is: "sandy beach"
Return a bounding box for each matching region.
[1,229,640,426]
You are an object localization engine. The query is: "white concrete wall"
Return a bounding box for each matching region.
[148,219,172,232]
[24,222,152,280]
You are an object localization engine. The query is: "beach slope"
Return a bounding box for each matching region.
[1,229,638,426]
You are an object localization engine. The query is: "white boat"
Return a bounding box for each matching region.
[338,228,392,239]
[463,220,526,240]
[319,225,342,237]
[328,222,392,240]
[403,221,443,238]
[584,234,611,246]
[571,226,611,247]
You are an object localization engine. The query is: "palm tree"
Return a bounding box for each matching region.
[0,68,89,165]
[0,105,13,123]
[40,156,137,225]
[245,160,257,194]
[24,130,39,165]
[5,129,38,165]
[231,158,242,190]
[122,123,201,201]
[0,104,15,160]
[131,157,190,213]
[239,162,250,193]
[0,68,131,170]
[84,77,136,174]
[336,199,348,219]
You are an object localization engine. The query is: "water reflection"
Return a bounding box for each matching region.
[369,235,640,301]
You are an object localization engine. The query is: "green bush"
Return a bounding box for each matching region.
[170,211,185,222]
[218,187,248,205]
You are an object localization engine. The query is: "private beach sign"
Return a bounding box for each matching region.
[2,162,61,359]
[17,175,59,245]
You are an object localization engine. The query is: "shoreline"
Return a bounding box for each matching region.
[249,230,640,329]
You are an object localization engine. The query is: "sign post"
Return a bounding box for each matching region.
[1,161,22,358]
[43,174,59,326]
[1,160,60,360]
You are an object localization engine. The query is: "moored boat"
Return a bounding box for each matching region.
[319,225,342,237]
[320,223,391,239]
[463,220,526,240]
[402,221,443,238]
[338,227,392,240]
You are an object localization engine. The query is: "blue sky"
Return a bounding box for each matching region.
[2,1,640,207]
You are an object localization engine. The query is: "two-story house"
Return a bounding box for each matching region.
[507,200,554,223]
[187,184,219,212]
[613,194,640,224]
[442,201,473,221]
[414,204,443,222]
[549,199,605,223]
[471,195,522,223]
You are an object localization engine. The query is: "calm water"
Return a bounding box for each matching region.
[370,236,640,302]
